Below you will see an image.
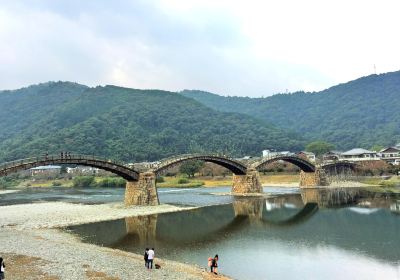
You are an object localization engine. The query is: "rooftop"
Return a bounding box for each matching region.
[31,165,62,170]
[341,148,375,156]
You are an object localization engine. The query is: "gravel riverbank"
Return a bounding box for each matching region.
[0,189,20,195]
[0,202,231,280]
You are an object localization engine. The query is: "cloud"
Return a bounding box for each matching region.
[0,0,399,96]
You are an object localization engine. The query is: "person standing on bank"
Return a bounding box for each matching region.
[211,255,219,275]
[144,248,149,268]
[0,257,5,280]
[147,248,155,269]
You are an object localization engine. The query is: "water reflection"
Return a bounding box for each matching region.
[68,188,400,280]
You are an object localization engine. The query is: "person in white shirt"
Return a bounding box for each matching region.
[0,257,5,280]
[147,248,155,269]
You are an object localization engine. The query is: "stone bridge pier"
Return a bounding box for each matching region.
[299,168,328,187]
[125,172,159,206]
[125,215,158,244]
[232,168,263,194]
[233,199,264,221]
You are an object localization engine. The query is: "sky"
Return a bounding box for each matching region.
[0,0,399,97]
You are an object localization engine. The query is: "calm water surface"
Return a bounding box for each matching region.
[64,187,400,280]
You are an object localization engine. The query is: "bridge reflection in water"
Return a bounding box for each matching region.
[68,188,400,264]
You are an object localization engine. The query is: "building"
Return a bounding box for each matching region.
[340,148,379,162]
[66,166,100,175]
[30,165,61,176]
[296,151,316,162]
[262,150,292,158]
[322,151,342,162]
[379,147,400,165]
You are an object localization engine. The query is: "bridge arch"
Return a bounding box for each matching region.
[321,161,357,175]
[153,154,248,176]
[0,154,140,181]
[252,155,316,173]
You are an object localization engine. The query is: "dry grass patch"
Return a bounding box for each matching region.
[0,253,59,280]
[85,269,120,280]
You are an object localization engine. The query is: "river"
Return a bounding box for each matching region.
[2,186,400,279]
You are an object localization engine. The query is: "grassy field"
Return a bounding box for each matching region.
[156,177,204,188]
[359,176,400,192]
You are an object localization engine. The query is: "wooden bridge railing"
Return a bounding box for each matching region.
[0,154,128,171]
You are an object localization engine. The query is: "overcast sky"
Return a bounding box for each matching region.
[1,0,399,96]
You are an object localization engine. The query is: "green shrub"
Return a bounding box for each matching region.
[73,176,95,188]
[178,178,190,184]
[96,177,126,188]
[156,176,165,183]
[52,181,62,186]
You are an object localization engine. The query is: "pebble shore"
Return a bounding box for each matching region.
[0,201,231,280]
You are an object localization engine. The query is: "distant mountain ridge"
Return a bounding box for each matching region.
[0,82,304,162]
[181,71,400,149]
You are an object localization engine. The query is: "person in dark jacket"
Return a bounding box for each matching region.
[211,254,219,275]
[144,248,149,268]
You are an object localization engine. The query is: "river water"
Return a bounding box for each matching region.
[2,186,400,279]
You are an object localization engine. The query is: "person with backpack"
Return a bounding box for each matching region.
[0,257,5,280]
[211,254,219,275]
[144,248,149,268]
[208,257,213,272]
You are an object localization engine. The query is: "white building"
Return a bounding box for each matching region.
[340,148,379,162]
[297,151,316,162]
[322,151,342,162]
[262,150,292,158]
[30,165,61,176]
[379,147,400,165]
[66,166,100,175]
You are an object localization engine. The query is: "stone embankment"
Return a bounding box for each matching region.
[0,202,231,280]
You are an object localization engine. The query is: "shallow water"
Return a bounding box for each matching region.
[67,188,400,280]
[0,186,298,206]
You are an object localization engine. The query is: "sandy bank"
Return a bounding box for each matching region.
[0,189,20,194]
[0,228,229,280]
[0,201,231,279]
[0,201,196,230]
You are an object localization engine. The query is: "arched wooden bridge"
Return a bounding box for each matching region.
[153,153,248,175]
[0,153,357,206]
[0,154,139,181]
[251,155,317,172]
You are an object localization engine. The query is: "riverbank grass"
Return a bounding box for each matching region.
[156,176,204,188]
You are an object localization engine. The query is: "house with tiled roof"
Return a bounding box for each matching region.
[379,147,400,165]
[340,148,379,162]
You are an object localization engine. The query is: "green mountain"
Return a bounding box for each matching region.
[181,71,400,150]
[0,82,304,162]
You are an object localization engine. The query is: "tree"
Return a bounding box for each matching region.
[73,176,95,188]
[370,145,384,152]
[305,141,335,157]
[179,160,204,177]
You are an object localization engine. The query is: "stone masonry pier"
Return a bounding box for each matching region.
[125,172,159,206]
[232,168,263,194]
[299,168,328,187]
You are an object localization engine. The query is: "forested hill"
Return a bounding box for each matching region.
[181,71,400,149]
[0,82,304,162]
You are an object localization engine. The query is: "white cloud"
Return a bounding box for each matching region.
[0,0,399,96]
